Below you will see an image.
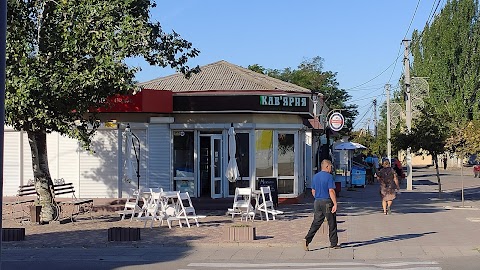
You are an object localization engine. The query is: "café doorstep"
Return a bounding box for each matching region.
[260,96,308,107]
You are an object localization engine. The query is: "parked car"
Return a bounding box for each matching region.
[391,158,405,179]
[474,164,480,177]
[467,154,480,166]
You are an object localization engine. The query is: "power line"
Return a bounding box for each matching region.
[346,1,424,92]
[344,60,398,91]
[427,0,443,25]
[354,101,376,110]
[353,103,373,129]
[404,0,422,40]
[387,44,403,84]
[347,83,388,92]
[349,93,385,103]
[351,2,446,131]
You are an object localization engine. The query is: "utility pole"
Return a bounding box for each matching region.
[403,39,413,191]
[386,84,391,163]
[1,0,7,266]
[373,98,377,137]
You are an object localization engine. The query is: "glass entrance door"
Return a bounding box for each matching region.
[199,135,223,198]
[211,135,222,198]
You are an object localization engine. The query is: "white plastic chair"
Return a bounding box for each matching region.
[158,191,180,224]
[117,189,143,221]
[136,188,164,228]
[258,186,283,221]
[228,187,255,221]
[167,192,206,228]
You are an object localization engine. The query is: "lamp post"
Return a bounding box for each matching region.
[311,92,319,119]
[310,92,319,173]
[1,0,6,265]
[125,124,141,189]
[324,109,349,187]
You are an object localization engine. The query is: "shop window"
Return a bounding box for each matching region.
[278,133,294,176]
[277,133,295,194]
[173,131,194,178]
[255,130,273,177]
[228,133,250,195]
[277,178,294,194]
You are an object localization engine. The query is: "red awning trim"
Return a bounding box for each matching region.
[93,89,173,113]
[307,117,324,130]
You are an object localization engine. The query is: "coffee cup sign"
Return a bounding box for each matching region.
[329,112,345,131]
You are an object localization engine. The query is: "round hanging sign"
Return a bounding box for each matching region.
[329,112,345,131]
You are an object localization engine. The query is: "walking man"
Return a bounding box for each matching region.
[304,159,340,251]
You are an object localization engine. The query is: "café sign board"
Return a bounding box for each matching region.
[260,96,307,107]
[174,95,310,115]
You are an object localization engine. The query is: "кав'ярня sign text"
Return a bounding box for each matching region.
[260,96,307,107]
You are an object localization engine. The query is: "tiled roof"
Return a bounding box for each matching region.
[137,60,314,94]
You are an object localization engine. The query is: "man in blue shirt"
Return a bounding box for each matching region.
[304,159,339,251]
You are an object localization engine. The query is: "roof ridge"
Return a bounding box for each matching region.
[223,61,314,93]
[242,67,313,93]
[137,60,228,87]
[136,60,314,94]
[219,61,278,90]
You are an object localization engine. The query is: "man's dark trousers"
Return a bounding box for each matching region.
[305,199,338,246]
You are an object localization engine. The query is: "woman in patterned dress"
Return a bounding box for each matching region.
[377,159,400,215]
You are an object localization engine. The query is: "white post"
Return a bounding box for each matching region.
[386,84,391,163]
[0,0,7,263]
[403,39,413,191]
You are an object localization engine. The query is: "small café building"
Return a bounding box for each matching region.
[3,60,326,200]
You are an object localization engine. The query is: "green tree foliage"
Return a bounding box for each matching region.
[6,0,199,222]
[349,130,374,155]
[411,0,480,126]
[446,120,480,157]
[248,56,358,133]
[391,106,449,192]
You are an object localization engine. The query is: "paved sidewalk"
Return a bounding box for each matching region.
[1,167,480,261]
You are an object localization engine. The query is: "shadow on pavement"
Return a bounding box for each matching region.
[1,224,205,269]
[341,231,438,248]
[449,186,480,201]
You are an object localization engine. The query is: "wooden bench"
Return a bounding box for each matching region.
[3,184,37,223]
[53,183,94,222]
[3,181,94,223]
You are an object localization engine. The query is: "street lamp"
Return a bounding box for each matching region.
[310,92,320,173]
[311,92,319,119]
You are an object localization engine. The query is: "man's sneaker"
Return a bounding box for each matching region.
[303,239,309,251]
[329,244,341,249]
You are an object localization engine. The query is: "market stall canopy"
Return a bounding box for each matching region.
[334,142,367,151]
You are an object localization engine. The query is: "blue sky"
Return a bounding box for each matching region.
[128,1,444,131]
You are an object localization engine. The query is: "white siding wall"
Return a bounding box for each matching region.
[57,135,80,194]
[46,133,59,180]
[22,133,34,182]
[4,131,21,195]
[147,124,171,191]
[78,129,119,198]
[4,127,123,198]
[4,123,161,198]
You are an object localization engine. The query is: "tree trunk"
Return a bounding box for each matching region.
[433,154,442,194]
[27,130,57,223]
